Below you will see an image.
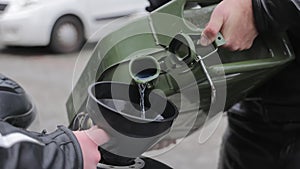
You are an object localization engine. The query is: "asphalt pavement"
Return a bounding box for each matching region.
[0,44,227,169]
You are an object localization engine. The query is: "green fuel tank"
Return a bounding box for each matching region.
[67,0,295,139]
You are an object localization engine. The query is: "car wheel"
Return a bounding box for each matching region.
[49,16,85,53]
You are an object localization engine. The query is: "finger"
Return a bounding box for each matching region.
[149,144,159,150]
[160,140,171,148]
[200,9,224,46]
[150,139,176,150]
[85,126,110,146]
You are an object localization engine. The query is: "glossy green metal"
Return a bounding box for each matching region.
[66,0,295,137]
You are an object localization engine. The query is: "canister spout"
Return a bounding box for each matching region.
[129,55,161,84]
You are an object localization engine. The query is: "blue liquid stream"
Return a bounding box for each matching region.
[138,83,147,119]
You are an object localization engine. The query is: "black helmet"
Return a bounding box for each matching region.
[0,74,36,129]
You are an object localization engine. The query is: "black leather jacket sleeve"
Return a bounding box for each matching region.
[0,121,83,169]
[252,0,300,33]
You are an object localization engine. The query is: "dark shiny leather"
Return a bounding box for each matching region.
[219,100,300,169]
[0,122,83,169]
[219,0,300,168]
[252,0,300,33]
[0,74,36,128]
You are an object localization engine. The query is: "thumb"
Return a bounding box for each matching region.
[84,126,109,146]
[200,10,224,46]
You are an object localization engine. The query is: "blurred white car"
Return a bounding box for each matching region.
[0,0,149,53]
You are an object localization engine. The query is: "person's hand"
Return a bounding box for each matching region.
[73,126,109,169]
[149,138,177,151]
[200,0,258,51]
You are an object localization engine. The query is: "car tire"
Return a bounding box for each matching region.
[49,16,85,53]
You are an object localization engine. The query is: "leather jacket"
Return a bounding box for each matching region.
[0,121,83,169]
[252,0,300,33]
[239,0,300,121]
